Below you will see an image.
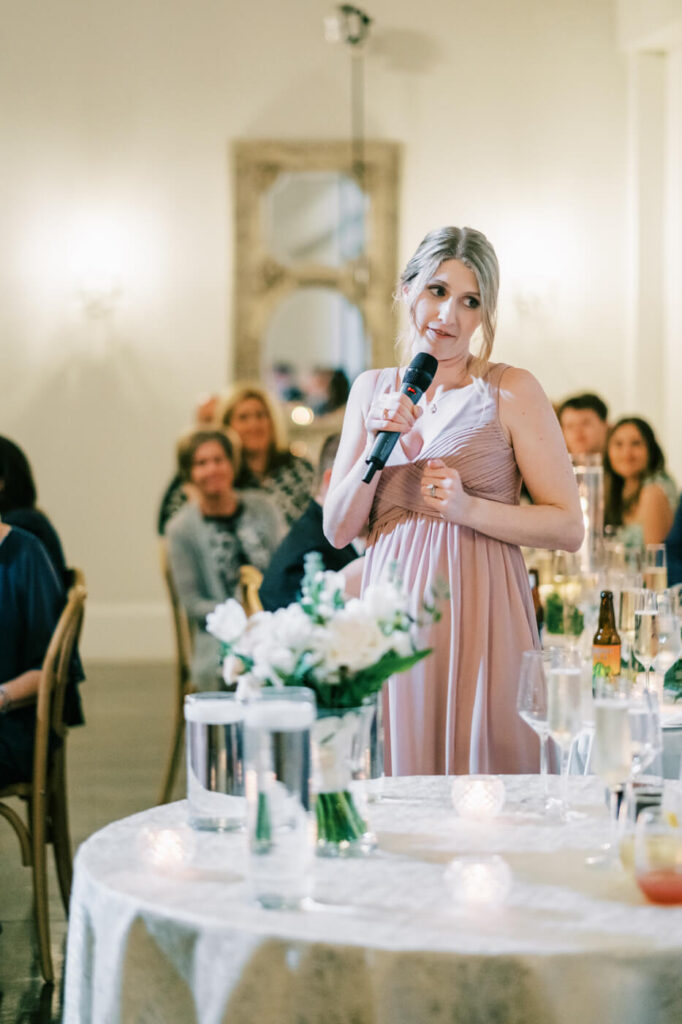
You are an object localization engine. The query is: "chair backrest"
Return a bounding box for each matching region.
[32,568,87,795]
[239,564,264,617]
[159,540,193,689]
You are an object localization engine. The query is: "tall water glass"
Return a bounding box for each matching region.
[547,647,583,817]
[516,650,550,808]
[243,687,316,910]
[644,544,668,592]
[634,590,659,691]
[185,693,246,831]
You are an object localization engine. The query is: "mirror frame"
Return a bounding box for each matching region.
[232,139,401,381]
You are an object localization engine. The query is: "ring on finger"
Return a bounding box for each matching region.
[428,483,436,498]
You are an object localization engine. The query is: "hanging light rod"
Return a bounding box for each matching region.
[324,5,372,48]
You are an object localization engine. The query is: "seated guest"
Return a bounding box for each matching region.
[166,429,285,689]
[557,393,609,457]
[604,416,677,548]
[157,393,220,534]
[259,434,363,611]
[217,384,314,526]
[666,497,682,587]
[0,435,69,586]
[0,523,84,785]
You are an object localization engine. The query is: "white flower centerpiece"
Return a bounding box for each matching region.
[206,552,439,854]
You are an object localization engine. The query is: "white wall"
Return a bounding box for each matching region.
[0,0,649,659]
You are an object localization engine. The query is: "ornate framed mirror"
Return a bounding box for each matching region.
[232,140,401,401]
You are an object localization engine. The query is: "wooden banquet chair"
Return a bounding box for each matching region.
[0,567,87,984]
[158,540,195,806]
[238,563,264,617]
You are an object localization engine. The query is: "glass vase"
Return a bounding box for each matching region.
[312,701,377,857]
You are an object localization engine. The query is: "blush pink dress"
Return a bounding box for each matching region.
[363,362,540,775]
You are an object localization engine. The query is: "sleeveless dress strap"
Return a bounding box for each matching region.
[485,361,511,415]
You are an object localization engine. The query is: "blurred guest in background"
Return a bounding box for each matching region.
[0,522,84,785]
[217,384,314,526]
[604,416,677,547]
[557,393,609,457]
[259,433,363,611]
[157,392,220,534]
[166,429,284,689]
[0,435,69,587]
[305,366,351,416]
[269,362,304,402]
[665,497,682,587]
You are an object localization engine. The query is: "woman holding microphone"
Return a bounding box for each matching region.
[324,226,583,775]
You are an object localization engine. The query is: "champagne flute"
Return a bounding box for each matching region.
[619,587,642,682]
[644,544,668,592]
[546,647,583,819]
[634,589,659,692]
[516,650,551,810]
[589,689,633,862]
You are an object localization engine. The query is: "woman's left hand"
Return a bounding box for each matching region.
[421,459,468,523]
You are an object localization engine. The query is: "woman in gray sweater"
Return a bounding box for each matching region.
[166,429,284,689]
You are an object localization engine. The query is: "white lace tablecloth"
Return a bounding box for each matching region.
[63,776,682,1024]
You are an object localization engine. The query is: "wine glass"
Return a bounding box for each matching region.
[634,807,682,904]
[644,544,668,593]
[516,650,550,810]
[654,597,681,697]
[546,647,583,818]
[633,589,659,692]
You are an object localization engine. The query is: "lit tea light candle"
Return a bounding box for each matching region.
[138,827,196,869]
[445,855,512,905]
[450,775,506,819]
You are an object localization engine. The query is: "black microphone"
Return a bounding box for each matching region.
[362,352,438,483]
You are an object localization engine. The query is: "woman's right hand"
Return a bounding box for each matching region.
[365,391,422,437]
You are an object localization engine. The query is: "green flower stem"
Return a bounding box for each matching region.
[255,791,272,849]
[316,790,367,846]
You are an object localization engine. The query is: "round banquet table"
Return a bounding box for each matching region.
[63,775,682,1024]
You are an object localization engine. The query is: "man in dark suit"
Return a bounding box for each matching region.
[259,434,363,610]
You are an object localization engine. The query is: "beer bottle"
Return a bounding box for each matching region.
[592,590,621,690]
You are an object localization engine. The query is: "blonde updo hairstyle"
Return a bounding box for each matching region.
[398,226,499,375]
[215,383,289,466]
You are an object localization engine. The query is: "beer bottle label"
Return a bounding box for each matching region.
[592,644,621,682]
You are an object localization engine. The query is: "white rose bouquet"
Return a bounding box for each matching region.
[206,552,440,709]
[206,553,441,854]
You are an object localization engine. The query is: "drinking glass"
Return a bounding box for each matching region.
[617,780,663,873]
[633,589,659,691]
[184,693,246,831]
[588,689,633,863]
[618,587,643,679]
[628,689,663,781]
[644,544,668,592]
[516,650,551,809]
[546,647,583,817]
[634,807,682,904]
[243,687,316,910]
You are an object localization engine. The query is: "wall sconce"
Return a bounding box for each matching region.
[77,276,123,319]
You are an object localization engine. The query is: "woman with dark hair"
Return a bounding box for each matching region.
[604,417,677,548]
[0,436,69,586]
[166,429,285,689]
[0,522,84,784]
